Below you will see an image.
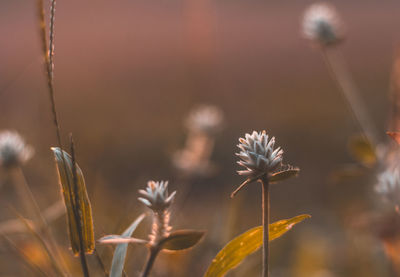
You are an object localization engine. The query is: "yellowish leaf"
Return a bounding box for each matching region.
[348,136,376,167]
[51,147,94,255]
[204,214,310,277]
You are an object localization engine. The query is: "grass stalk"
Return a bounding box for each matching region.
[15,211,66,277]
[37,0,63,147]
[37,2,90,275]
[11,167,69,276]
[260,176,270,277]
[321,47,379,146]
[70,136,90,277]
[93,249,108,277]
[1,234,49,277]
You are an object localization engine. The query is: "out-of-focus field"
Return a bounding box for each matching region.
[1,0,400,276]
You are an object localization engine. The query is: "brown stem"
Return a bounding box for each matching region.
[140,247,160,277]
[70,137,90,277]
[260,175,269,277]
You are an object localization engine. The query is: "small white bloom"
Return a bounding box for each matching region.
[185,105,224,134]
[0,130,34,168]
[138,181,176,245]
[376,168,400,206]
[138,181,176,213]
[302,2,344,46]
[236,131,283,179]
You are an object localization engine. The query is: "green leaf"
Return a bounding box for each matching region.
[348,136,376,167]
[108,214,146,277]
[159,230,205,251]
[204,214,310,277]
[269,168,300,183]
[51,147,94,255]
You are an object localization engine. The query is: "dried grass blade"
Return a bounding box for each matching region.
[51,147,95,255]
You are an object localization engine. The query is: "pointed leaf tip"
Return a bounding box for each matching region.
[108,214,146,277]
[51,147,94,255]
[269,168,300,183]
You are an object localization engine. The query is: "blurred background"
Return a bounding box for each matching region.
[1,0,400,276]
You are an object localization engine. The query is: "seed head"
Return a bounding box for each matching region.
[376,168,400,207]
[236,131,283,179]
[138,181,176,213]
[185,105,224,134]
[0,130,34,168]
[302,2,344,46]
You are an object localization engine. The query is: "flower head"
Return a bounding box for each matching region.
[302,2,344,46]
[0,130,34,168]
[236,131,283,179]
[138,181,176,213]
[185,105,224,134]
[376,167,400,207]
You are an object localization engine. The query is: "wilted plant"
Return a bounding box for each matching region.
[204,131,309,277]
[99,180,205,277]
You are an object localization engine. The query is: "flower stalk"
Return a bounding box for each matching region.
[261,175,270,277]
[321,47,379,146]
[302,2,379,146]
[138,181,176,277]
[234,131,287,277]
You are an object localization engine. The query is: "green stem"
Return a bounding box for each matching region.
[261,176,269,277]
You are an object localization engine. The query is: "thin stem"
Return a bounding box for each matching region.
[37,2,87,276]
[140,247,160,277]
[1,234,49,277]
[93,249,108,277]
[70,136,90,277]
[11,167,69,276]
[37,0,63,148]
[260,176,269,277]
[322,47,379,146]
[14,211,66,277]
[49,0,56,79]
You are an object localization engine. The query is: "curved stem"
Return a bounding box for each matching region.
[321,47,379,146]
[261,176,270,277]
[141,247,160,277]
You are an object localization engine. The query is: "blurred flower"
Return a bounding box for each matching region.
[185,105,223,134]
[236,131,283,179]
[0,130,34,168]
[138,181,176,244]
[173,105,223,176]
[302,2,344,46]
[376,167,400,208]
